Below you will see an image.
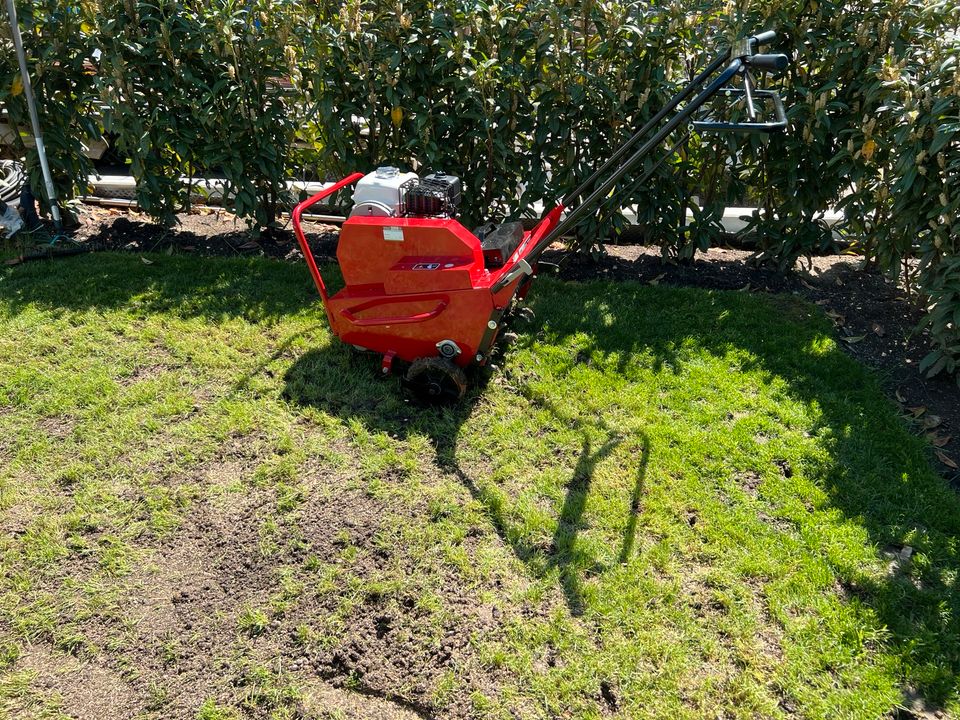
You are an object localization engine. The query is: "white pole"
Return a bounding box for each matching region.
[4,0,62,228]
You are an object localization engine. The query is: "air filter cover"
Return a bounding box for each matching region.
[401,172,462,217]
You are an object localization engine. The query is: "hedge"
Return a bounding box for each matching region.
[1,0,957,381]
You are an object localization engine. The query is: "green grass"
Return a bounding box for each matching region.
[0,251,958,719]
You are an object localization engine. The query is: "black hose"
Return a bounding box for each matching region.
[0,160,25,204]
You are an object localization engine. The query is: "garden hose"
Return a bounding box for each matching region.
[0,160,26,204]
[0,159,75,246]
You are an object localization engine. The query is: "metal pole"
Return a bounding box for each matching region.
[4,0,62,228]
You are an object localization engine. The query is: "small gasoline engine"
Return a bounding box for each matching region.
[293,31,790,402]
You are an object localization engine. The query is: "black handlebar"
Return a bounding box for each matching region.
[490,29,789,291]
[748,54,789,72]
[750,30,778,47]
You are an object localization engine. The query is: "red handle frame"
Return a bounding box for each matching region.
[292,173,365,303]
[340,295,449,327]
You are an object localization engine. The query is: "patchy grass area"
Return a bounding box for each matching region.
[0,252,958,719]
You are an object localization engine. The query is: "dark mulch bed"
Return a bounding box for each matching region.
[17,204,960,484]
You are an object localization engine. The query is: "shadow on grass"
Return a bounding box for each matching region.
[2,252,958,707]
[0,250,319,321]
[281,279,960,708]
[282,337,648,617]
[447,414,646,617]
[530,279,960,708]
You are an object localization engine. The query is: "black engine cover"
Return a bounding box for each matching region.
[479,222,524,268]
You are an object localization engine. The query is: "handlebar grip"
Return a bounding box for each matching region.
[749,53,789,72]
[750,30,778,47]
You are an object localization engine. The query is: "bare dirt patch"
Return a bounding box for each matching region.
[298,678,428,719]
[103,439,288,715]
[117,363,168,387]
[36,415,76,440]
[290,479,500,718]
[20,429,508,718]
[737,470,762,497]
[15,645,143,720]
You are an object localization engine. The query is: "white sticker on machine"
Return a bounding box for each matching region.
[383,226,404,241]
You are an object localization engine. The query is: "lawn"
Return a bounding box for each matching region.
[0,251,958,719]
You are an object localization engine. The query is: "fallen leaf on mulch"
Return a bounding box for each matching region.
[935,450,958,469]
[826,310,846,325]
[895,388,906,403]
[140,256,153,265]
[649,273,666,286]
[800,279,816,291]
[922,415,942,430]
[927,433,951,448]
[909,406,927,418]
[872,322,885,337]
[238,241,260,250]
[842,334,867,344]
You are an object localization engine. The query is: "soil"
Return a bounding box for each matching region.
[68,206,341,264]
[16,433,496,719]
[41,205,960,483]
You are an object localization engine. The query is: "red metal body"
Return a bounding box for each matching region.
[292,174,564,368]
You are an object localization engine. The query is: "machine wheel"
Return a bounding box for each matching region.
[404,357,468,404]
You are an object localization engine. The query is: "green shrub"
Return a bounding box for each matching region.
[0,1,99,208]
[92,0,305,226]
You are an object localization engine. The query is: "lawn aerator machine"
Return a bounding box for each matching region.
[293,31,790,402]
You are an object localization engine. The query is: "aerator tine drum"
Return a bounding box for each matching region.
[292,31,790,403]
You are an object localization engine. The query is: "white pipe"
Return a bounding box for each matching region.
[82,177,846,235]
[4,0,61,228]
[83,195,348,225]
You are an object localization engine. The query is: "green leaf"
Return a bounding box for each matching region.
[930,130,954,156]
